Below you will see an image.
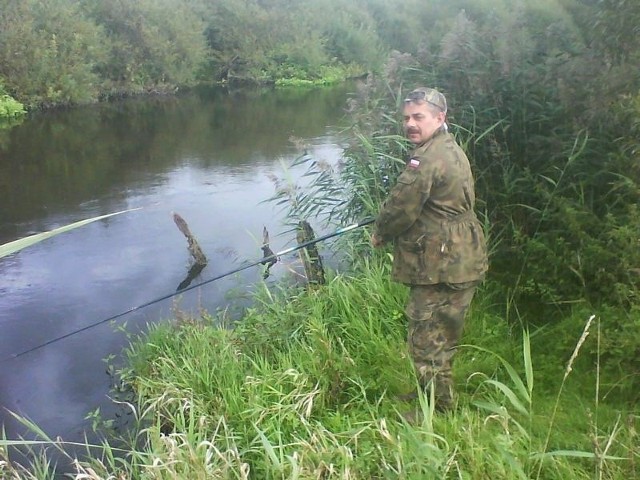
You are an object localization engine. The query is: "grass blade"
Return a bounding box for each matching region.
[0,207,141,258]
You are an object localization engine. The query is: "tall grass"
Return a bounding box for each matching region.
[2,254,637,478]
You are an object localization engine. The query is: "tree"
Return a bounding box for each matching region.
[82,0,209,93]
[0,0,107,106]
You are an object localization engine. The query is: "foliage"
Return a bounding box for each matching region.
[2,258,637,478]
[294,0,640,314]
[0,0,108,107]
[320,7,381,68]
[263,0,640,391]
[268,133,407,232]
[0,0,400,107]
[81,0,209,95]
[274,65,363,87]
[1,0,639,476]
[3,0,555,108]
[0,94,25,118]
[0,80,26,118]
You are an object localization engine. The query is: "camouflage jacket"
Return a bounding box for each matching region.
[374,129,488,285]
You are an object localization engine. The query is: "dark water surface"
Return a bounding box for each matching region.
[0,85,353,464]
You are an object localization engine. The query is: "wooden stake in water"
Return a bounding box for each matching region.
[260,226,277,279]
[297,220,325,285]
[173,212,207,266]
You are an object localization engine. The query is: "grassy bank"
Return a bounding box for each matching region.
[4,252,636,479]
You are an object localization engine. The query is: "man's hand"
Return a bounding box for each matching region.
[371,233,385,248]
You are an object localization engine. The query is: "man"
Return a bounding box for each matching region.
[371,87,488,411]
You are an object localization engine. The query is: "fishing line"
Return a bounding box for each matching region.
[5,218,374,361]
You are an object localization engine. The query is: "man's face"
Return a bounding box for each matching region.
[403,102,445,145]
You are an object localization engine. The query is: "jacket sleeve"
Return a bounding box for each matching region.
[374,164,432,241]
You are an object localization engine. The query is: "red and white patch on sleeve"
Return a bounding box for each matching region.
[408,158,420,168]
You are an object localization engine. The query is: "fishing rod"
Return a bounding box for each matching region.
[6,217,375,361]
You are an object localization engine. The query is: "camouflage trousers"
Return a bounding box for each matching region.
[405,281,479,408]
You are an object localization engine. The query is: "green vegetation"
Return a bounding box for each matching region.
[0,208,141,259]
[0,0,389,109]
[2,0,639,113]
[0,81,25,119]
[0,94,25,119]
[270,0,640,394]
[1,265,637,478]
[1,0,639,477]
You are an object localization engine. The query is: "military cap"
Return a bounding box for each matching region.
[404,87,447,113]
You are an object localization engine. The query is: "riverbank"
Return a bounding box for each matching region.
[4,252,636,479]
[0,82,359,478]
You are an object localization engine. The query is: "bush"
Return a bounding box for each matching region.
[0,94,25,118]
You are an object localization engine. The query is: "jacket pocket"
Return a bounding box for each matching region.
[395,238,429,282]
[394,232,449,284]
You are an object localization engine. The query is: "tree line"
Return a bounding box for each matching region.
[9,0,631,109]
[0,0,425,109]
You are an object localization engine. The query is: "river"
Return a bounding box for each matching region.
[0,84,354,469]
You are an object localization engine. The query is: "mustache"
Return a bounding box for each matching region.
[406,128,420,134]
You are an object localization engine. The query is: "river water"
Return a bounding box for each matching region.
[0,84,353,466]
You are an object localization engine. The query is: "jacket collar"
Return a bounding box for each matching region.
[411,127,448,155]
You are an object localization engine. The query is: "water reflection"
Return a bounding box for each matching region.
[0,84,352,463]
[0,85,350,243]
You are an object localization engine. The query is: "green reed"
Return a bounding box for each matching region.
[3,252,637,478]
